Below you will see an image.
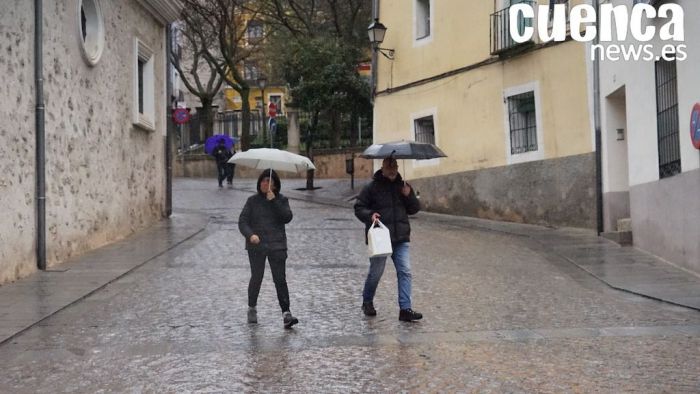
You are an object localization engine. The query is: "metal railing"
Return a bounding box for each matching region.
[174,110,373,155]
[490,0,536,55]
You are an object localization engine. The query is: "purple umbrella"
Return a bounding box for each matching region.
[205,134,238,155]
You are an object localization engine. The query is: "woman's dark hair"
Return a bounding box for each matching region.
[256,169,281,194]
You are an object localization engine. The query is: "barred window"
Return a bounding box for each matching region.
[244,62,260,81]
[507,91,538,154]
[655,59,681,179]
[548,0,569,22]
[414,116,435,144]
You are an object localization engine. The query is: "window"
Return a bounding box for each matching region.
[414,116,435,144]
[507,91,538,154]
[78,0,105,66]
[548,0,569,22]
[244,62,260,81]
[247,20,264,44]
[133,38,155,131]
[415,0,431,41]
[655,59,681,179]
[411,109,439,167]
[269,95,283,115]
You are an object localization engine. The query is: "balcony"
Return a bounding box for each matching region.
[490,0,536,56]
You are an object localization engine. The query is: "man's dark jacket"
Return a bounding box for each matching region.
[354,169,421,244]
[238,170,293,251]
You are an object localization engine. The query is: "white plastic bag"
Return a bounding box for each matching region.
[367,220,393,258]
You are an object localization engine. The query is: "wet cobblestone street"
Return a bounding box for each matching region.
[1,178,699,392]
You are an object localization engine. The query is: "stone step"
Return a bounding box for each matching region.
[601,230,633,246]
[617,218,632,232]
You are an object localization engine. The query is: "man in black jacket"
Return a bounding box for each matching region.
[354,157,423,322]
[212,139,231,188]
[239,169,298,328]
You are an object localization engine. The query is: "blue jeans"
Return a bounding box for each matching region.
[363,242,412,310]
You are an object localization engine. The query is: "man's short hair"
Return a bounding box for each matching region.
[382,157,398,168]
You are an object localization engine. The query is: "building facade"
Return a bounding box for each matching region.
[599,0,699,272]
[0,0,181,284]
[372,0,595,228]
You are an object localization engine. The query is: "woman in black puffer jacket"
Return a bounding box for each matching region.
[239,169,298,328]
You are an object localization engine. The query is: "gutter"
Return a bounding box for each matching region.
[35,0,46,270]
[593,0,604,235]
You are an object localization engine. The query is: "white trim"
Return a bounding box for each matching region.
[410,107,440,167]
[77,0,105,66]
[413,0,434,47]
[133,38,156,131]
[503,81,545,165]
[135,0,183,25]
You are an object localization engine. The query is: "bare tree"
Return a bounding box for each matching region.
[170,19,225,142]
[179,0,270,151]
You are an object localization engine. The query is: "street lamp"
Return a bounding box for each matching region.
[257,75,267,144]
[367,18,394,59]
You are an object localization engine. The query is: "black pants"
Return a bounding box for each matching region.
[216,162,227,186]
[225,163,235,183]
[247,249,290,312]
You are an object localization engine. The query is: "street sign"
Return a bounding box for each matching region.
[268,117,277,132]
[691,103,700,150]
[268,102,277,118]
[172,108,190,124]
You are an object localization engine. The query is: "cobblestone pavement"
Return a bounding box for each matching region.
[1,178,699,392]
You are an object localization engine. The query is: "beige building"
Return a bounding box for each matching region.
[371,0,596,228]
[0,0,181,284]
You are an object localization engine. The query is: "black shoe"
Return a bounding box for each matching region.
[283,311,298,329]
[362,302,377,316]
[399,308,423,322]
[218,183,223,188]
[247,307,257,324]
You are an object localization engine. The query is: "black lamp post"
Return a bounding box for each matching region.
[257,76,267,144]
[367,18,394,59]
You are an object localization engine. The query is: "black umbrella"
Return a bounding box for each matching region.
[359,140,447,160]
[359,140,447,185]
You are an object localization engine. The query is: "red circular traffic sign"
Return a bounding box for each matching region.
[172,108,190,124]
[268,102,277,118]
[691,103,700,150]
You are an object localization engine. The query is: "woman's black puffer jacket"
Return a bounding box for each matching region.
[238,170,293,251]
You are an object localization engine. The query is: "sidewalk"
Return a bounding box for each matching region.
[1,176,699,346]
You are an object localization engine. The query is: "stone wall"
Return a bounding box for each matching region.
[0,0,36,283]
[0,0,169,284]
[173,148,373,180]
[410,153,597,229]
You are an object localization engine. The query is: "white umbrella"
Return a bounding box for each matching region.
[228,148,316,173]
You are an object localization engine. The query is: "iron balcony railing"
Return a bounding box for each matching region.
[490,0,536,55]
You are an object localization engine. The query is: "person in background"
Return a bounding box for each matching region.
[212,138,231,188]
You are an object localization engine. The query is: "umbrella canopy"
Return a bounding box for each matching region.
[359,140,447,160]
[228,148,316,173]
[204,134,238,155]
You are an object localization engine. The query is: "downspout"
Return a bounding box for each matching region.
[165,23,173,217]
[370,0,380,101]
[35,0,46,270]
[592,0,603,235]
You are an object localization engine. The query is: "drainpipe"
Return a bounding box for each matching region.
[165,23,173,217]
[35,0,46,270]
[369,0,380,101]
[592,0,603,235]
